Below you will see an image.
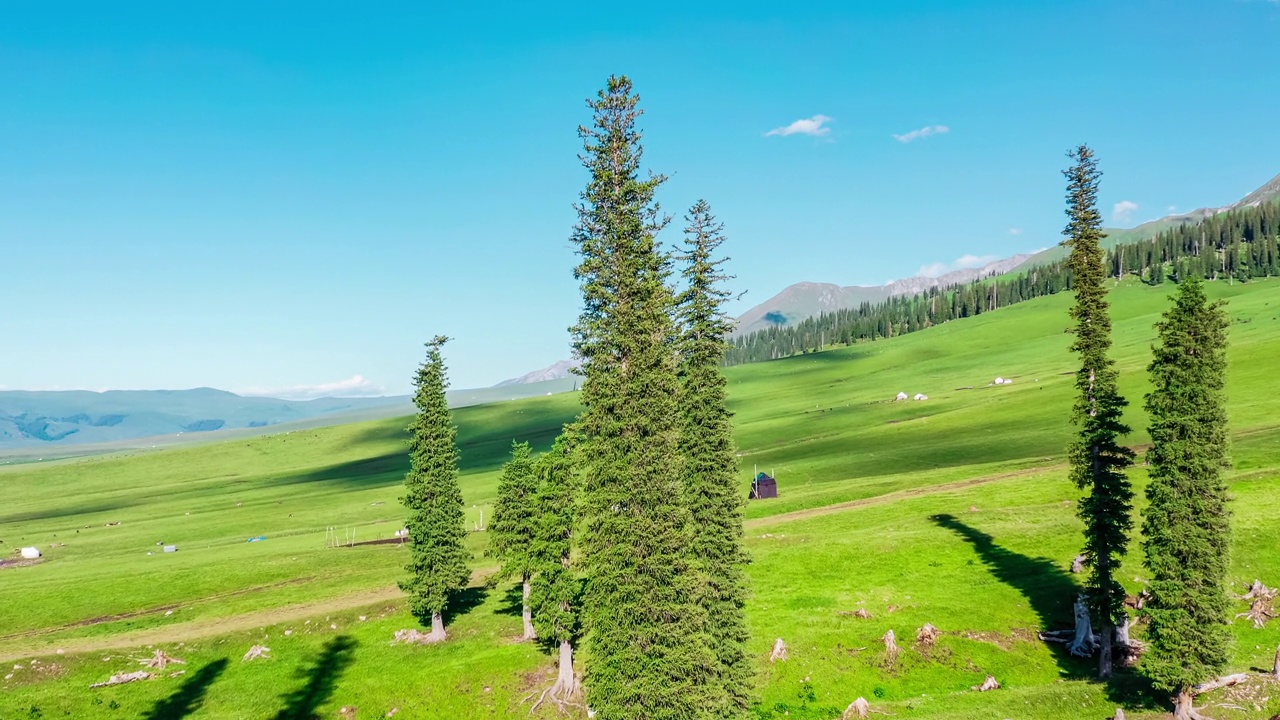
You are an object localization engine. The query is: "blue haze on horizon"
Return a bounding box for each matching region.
[3,1,1278,395]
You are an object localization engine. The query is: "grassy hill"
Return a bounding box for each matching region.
[3,278,1280,719]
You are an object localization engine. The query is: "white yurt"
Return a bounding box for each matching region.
[914,393,928,401]
[895,391,909,401]
[20,547,41,559]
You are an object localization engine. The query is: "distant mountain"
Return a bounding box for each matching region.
[739,170,1280,335]
[496,358,581,387]
[0,388,410,451]
[1011,170,1280,272]
[0,379,578,453]
[733,255,1033,336]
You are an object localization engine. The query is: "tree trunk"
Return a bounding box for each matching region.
[428,612,447,642]
[1097,620,1113,679]
[1273,644,1280,680]
[557,640,577,695]
[1173,689,1195,720]
[522,579,536,641]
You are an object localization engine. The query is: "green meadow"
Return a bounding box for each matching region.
[3,277,1280,719]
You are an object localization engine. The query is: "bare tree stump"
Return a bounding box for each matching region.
[1071,554,1086,574]
[1273,644,1279,680]
[141,649,185,670]
[971,675,1000,692]
[1237,597,1277,629]
[1113,709,1125,720]
[842,697,871,719]
[1242,579,1276,600]
[1069,595,1098,657]
[769,638,788,662]
[854,609,872,619]
[241,645,270,662]
[916,623,939,647]
[882,630,899,666]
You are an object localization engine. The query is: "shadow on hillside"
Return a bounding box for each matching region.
[451,585,490,618]
[271,635,358,720]
[495,581,524,618]
[932,514,1165,712]
[930,514,1086,678]
[142,657,229,720]
[275,452,409,490]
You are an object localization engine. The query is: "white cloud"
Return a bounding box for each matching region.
[917,254,1000,278]
[1112,200,1139,223]
[1008,228,1023,235]
[893,125,949,143]
[238,375,387,401]
[765,115,832,137]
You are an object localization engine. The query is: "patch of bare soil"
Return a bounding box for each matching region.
[0,557,44,571]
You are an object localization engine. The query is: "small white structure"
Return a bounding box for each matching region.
[994,377,1006,385]
[20,547,41,559]
[394,528,409,538]
[163,545,178,553]
[914,393,928,401]
[895,391,909,401]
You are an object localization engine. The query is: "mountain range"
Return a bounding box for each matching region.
[0,379,575,454]
[734,170,1280,336]
[495,170,1280,384]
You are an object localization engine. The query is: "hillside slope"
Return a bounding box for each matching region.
[3,278,1279,719]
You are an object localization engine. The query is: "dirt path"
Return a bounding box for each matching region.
[744,463,1066,529]
[0,568,498,663]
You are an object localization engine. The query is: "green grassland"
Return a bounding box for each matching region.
[3,277,1280,719]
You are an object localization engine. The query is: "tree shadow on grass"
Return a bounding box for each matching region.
[930,514,1088,679]
[450,585,490,619]
[271,635,358,720]
[142,658,229,720]
[494,581,524,619]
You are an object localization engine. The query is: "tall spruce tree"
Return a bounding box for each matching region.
[1061,145,1136,679]
[676,200,752,719]
[1140,278,1232,720]
[488,440,540,640]
[399,335,471,642]
[569,75,716,719]
[528,435,582,708]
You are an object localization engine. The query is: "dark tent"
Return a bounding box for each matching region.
[749,472,778,500]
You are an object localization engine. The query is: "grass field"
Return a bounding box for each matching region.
[3,277,1280,719]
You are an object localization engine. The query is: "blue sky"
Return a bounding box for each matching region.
[3,1,1278,395]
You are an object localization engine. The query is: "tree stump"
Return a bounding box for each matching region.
[842,697,871,719]
[141,649,185,670]
[1273,644,1279,680]
[241,645,270,662]
[971,675,1000,692]
[1069,595,1098,657]
[916,623,939,647]
[882,630,899,666]
[1071,554,1086,573]
[769,638,788,662]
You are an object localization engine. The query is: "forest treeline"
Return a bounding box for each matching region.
[725,200,1280,366]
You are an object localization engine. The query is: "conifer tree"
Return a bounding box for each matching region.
[1140,278,1232,719]
[676,200,752,718]
[569,75,716,719]
[399,335,471,642]
[489,440,540,640]
[528,435,581,709]
[1061,145,1136,679]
